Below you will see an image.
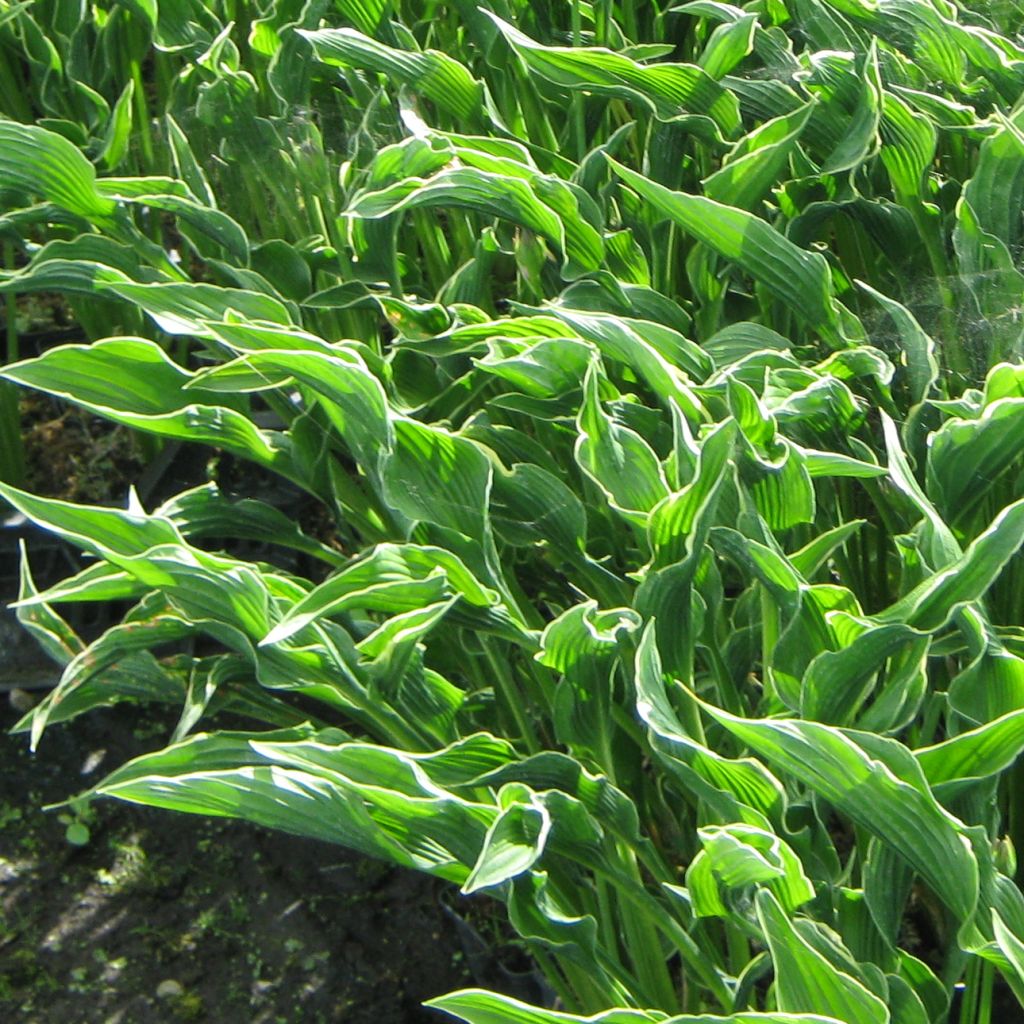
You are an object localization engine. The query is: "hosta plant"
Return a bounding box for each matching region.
[4,1,1024,1023]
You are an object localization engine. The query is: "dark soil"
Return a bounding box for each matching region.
[20,392,145,507]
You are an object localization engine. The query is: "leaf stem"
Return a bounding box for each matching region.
[482,640,541,754]
[0,238,23,486]
[571,0,587,162]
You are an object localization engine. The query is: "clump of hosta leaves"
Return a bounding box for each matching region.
[4,1,1024,1022]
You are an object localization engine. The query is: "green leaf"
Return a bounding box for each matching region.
[349,166,604,280]
[540,306,711,417]
[962,114,1024,252]
[356,597,457,659]
[876,498,1024,632]
[879,90,936,201]
[156,484,345,567]
[801,450,886,479]
[575,365,669,525]
[14,561,146,608]
[790,520,864,579]
[0,118,116,221]
[472,752,642,847]
[91,731,495,883]
[926,391,1024,527]
[856,283,937,406]
[491,462,588,558]
[193,346,392,484]
[539,601,637,755]
[648,420,734,568]
[993,912,1024,1007]
[953,197,1024,365]
[105,282,294,334]
[165,113,215,206]
[333,0,391,35]
[16,540,84,667]
[635,624,785,825]
[102,186,249,263]
[801,620,918,725]
[756,890,888,1024]
[698,14,758,80]
[704,103,814,210]
[300,27,482,122]
[704,322,791,367]
[2,340,296,480]
[691,823,815,915]
[881,412,960,567]
[915,709,1024,787]
[0,235,142,297]
[609,159,856,347]
[428,988,846,1023]
[463,793,550,893]
[0,482,183,562]
[384,418,492,545]
[476,336,592,397]
[948,647,1024,725]
[65,822,90,846]
[702,703,979,922]
[863,839,915,947]
[263,543,501,646]
[817,44,882,177]
[98,79,135,171]
[487,14,741,135]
